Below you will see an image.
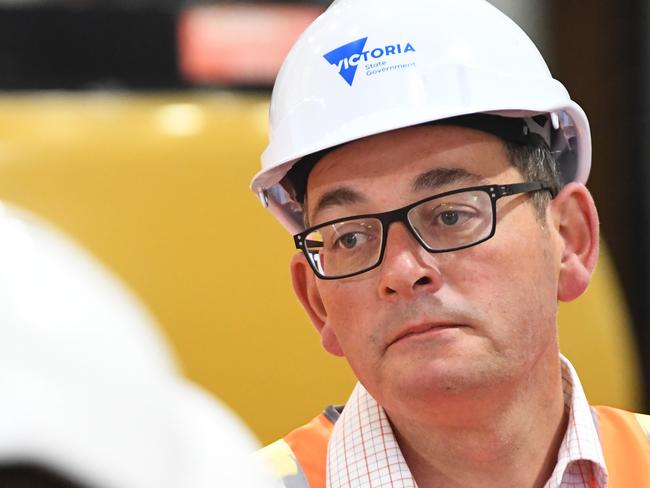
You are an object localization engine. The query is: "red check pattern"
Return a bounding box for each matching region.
[326,356,608,488]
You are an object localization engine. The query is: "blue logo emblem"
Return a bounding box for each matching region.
[323,37,416,86]
[323,37,369,86]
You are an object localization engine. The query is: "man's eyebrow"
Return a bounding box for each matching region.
[312,187,366,219]
[412,168,481,193]
[310,169,478,220]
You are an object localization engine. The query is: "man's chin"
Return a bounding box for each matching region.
[383,357,500,401]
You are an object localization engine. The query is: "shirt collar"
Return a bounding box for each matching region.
[326,355,608,488]
[545,355,608,487]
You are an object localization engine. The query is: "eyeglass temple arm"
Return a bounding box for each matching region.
[294,234,324,250]
[495,182,557,198]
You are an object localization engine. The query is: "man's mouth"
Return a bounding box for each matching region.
[388,322,465,348]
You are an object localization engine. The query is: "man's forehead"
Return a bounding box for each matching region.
[307,125,504,191]
[310,167,484,221]
[286,118,518,205]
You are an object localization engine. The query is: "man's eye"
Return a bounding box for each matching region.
[336,232,362,249]
[439,210,460,226]
[432,205,477,227]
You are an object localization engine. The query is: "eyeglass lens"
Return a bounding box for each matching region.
[304,189,494,278]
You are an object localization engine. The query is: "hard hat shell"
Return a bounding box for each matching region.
[0,204,272,488]
[251,0,591,234]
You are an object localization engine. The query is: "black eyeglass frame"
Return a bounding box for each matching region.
[293,181,556,280]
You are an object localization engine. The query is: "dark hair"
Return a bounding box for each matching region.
[0,463,91,488]
[504,134,560,218]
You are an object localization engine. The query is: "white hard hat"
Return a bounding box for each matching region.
[250,0,591,234]
[0,203,273,488]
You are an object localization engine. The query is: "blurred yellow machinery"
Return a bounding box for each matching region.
[0,92,642,444]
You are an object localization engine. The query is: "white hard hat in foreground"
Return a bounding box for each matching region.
[251,0,591,233]
[0,203,273,488]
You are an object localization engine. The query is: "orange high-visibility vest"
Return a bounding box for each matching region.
[258,406,650,488]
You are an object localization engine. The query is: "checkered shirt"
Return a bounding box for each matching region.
[326,355,608,488]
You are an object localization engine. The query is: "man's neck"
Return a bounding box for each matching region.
[386,355,567,488]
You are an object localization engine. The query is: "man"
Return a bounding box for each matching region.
[251,0,650,486]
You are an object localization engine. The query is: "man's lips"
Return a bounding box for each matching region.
[388,322,465,347]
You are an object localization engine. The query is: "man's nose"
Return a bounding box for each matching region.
[377,222,444,301]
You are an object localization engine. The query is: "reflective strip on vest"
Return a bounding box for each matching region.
[635,412,650,439]
[261,406,650,487]
[255,438,311,488]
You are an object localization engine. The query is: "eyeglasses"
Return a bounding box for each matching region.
[293,182,555,280]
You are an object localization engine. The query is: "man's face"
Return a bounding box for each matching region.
[292,125,568,416]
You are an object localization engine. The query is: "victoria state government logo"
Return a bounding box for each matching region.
[323,36,416,86]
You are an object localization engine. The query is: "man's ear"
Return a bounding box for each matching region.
[290,253,344,357]
[550,182,600,302]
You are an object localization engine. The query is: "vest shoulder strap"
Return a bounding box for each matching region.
[283,412,333,488]
[594,405,650,488]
